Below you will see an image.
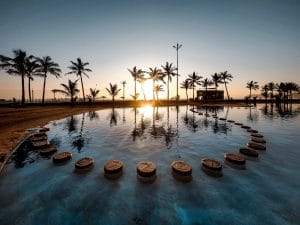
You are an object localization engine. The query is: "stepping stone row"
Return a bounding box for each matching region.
[30,127,57,156]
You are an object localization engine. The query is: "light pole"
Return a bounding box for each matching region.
[121,81,126,101]
[173,43,182,101]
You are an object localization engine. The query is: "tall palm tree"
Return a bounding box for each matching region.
[106,83,121,103]
[261,84,268,101]
[268,82,275,99]
[286,82,299,100]
[128,66,144,100]
[180,79,191,102]
[121,81,127,100]
[0,49,29,105]
[161,62,176,101]
[148,67,164,100]
[276,82,287,100]
[201,78,214,100]
[153,84,164,101]
[25,57,39,102]
[89,88,100,102]
[211,73,222,101]
[35,56,61,104]
[66,58,92,102]
[187,72,202,101]
[246,80,259,98]
[220,71,233,100]
[52,79,80,103]
[137,75,148,100]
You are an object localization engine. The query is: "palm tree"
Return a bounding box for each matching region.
[148,67,164,100]
[161,62,176,101]
[106,83,121,103]
[286,82,299,100]
[25,57,38,102]
[268,82,275,99]
[35,56,61,104]
[0,49,29,105]
[153,84,164,101]
[137,75,148,100]
[128,66,143,100]
[52,79,80,103]
[220,71,233,100]
[180,79,191,102]
[246,80,259,98]
[66,58,92,102]
[187,72,202,101]
[89,88,100,102]
[121,81,127,100]
[261,84,268,101]
[276,82,287,100]
[211,73,222,101]
[201,78,214,100]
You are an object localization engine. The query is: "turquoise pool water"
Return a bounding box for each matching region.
[0,104,300,225]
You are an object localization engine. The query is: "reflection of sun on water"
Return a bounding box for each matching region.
[140,105,153,118]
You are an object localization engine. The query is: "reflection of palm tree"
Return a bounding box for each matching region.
[106,83,121,103]
[52,79,80,103]
[128,66,144,100]
[35,56,61,104]
[187,72,202,101]
[161,62,176,101]
[180,79,192,102]
[220,71,233,100]
[87,111,99,121]
[72,113,86,152]
[246,80,259,98]
[109,108,118,126]
[0,49,31,105]
[66,115,78,133]
[66,58,92,102]
[153,84,164,101]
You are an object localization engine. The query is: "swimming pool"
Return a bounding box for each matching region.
[0,104,299,225]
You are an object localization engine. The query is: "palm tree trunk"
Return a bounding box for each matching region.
[152,80,155,101]
[167,76,169,101]
[134,77,137,100]
[224,80,229,100]
[249,88,252,98]
[80,75,85,102]
[28,78,31,102]
[42,73,47,104]
[186,89,188,102]
[192,82,195,101]
[205,86,208,101]
[21,73,25,105]
[156,92,158,101]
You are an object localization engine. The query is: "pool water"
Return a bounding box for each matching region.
[0,104,300,225]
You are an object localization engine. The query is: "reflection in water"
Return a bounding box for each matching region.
[87,111,99,121]
[69,113,89,152]
[108,108,119,127]
[65,115,78,133]
[247,107,259,122]
[11,141,39,168]
[261,103,299,119]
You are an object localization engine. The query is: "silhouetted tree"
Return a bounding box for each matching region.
[211,73,222,101]
[89,88,100,102]
[180,79,192,102]
[121,81,127,100]
[35,56,61,104]
[25,57,38,102]
[161,62,176,101]
[148,67,164,100]
[52,79,80,103]
[137,75,147,100]
[268,82,275,99]
[128,66,143,100]
[153,84,164,101]
[261,84,268,101]
[66,58,92,102]
[106,83,121,103]
[187,72,202,101]
[0,49,30,105]
[220,71,233,100]
[246,80,259,98]
[201,78,213,100]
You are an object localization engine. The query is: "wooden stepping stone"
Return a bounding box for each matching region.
[198,112,203,115]
[201,158,222,171]
[33,132,47,137]
[171,161,192,176]
[247,129,258,133]
[39,127,50,132]
[31,140,50,149]
[137,161,156,177]
[241,125,251,129]
[248,142,266,150]
[212,115,218,118]
[251,137,266,144]
[31,136,47,142]
[224,153,246,165]
[39,146,57,156]
[219,118,226,121]
[75,157,94,169]
[239,147,259,157]
[227,120,235,123]
[250,133,264,138]
[205,114,210,117]
[234,122,243,126]
[104,160,123,175]
[53,152,72,163]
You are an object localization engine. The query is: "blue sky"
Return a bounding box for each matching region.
[0,0,299,100]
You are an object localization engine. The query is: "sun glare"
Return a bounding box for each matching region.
[140,105,153,118]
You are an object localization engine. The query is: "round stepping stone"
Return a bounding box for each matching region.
[251,137,266,144]
[33,132,47,137]
[39,127,50,132]
[247,129,258,133]
[198,112,203,115]
[31,135,47,142]
[201,158,222,171]
[227,120,235,123]
[137,161,156,177]
[234,122,243,126]
[171,161,192,176]
[241,125,251,129]
[224,153,246,165]
[219,118,226,121]
[53,152,72,163]
[75,157,94,169]
[104,160,123,175]
[39,146,57,156]
[239,147,259,157]
[248,142,266,150]
[250,133,264,138]
[31,140,50,149]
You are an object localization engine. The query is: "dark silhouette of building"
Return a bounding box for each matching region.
[197,89,224,100]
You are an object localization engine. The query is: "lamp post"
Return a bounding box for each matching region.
[173,43,182,101]
[121,81,126,101]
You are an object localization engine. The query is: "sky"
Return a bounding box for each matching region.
[0,0,300,100]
